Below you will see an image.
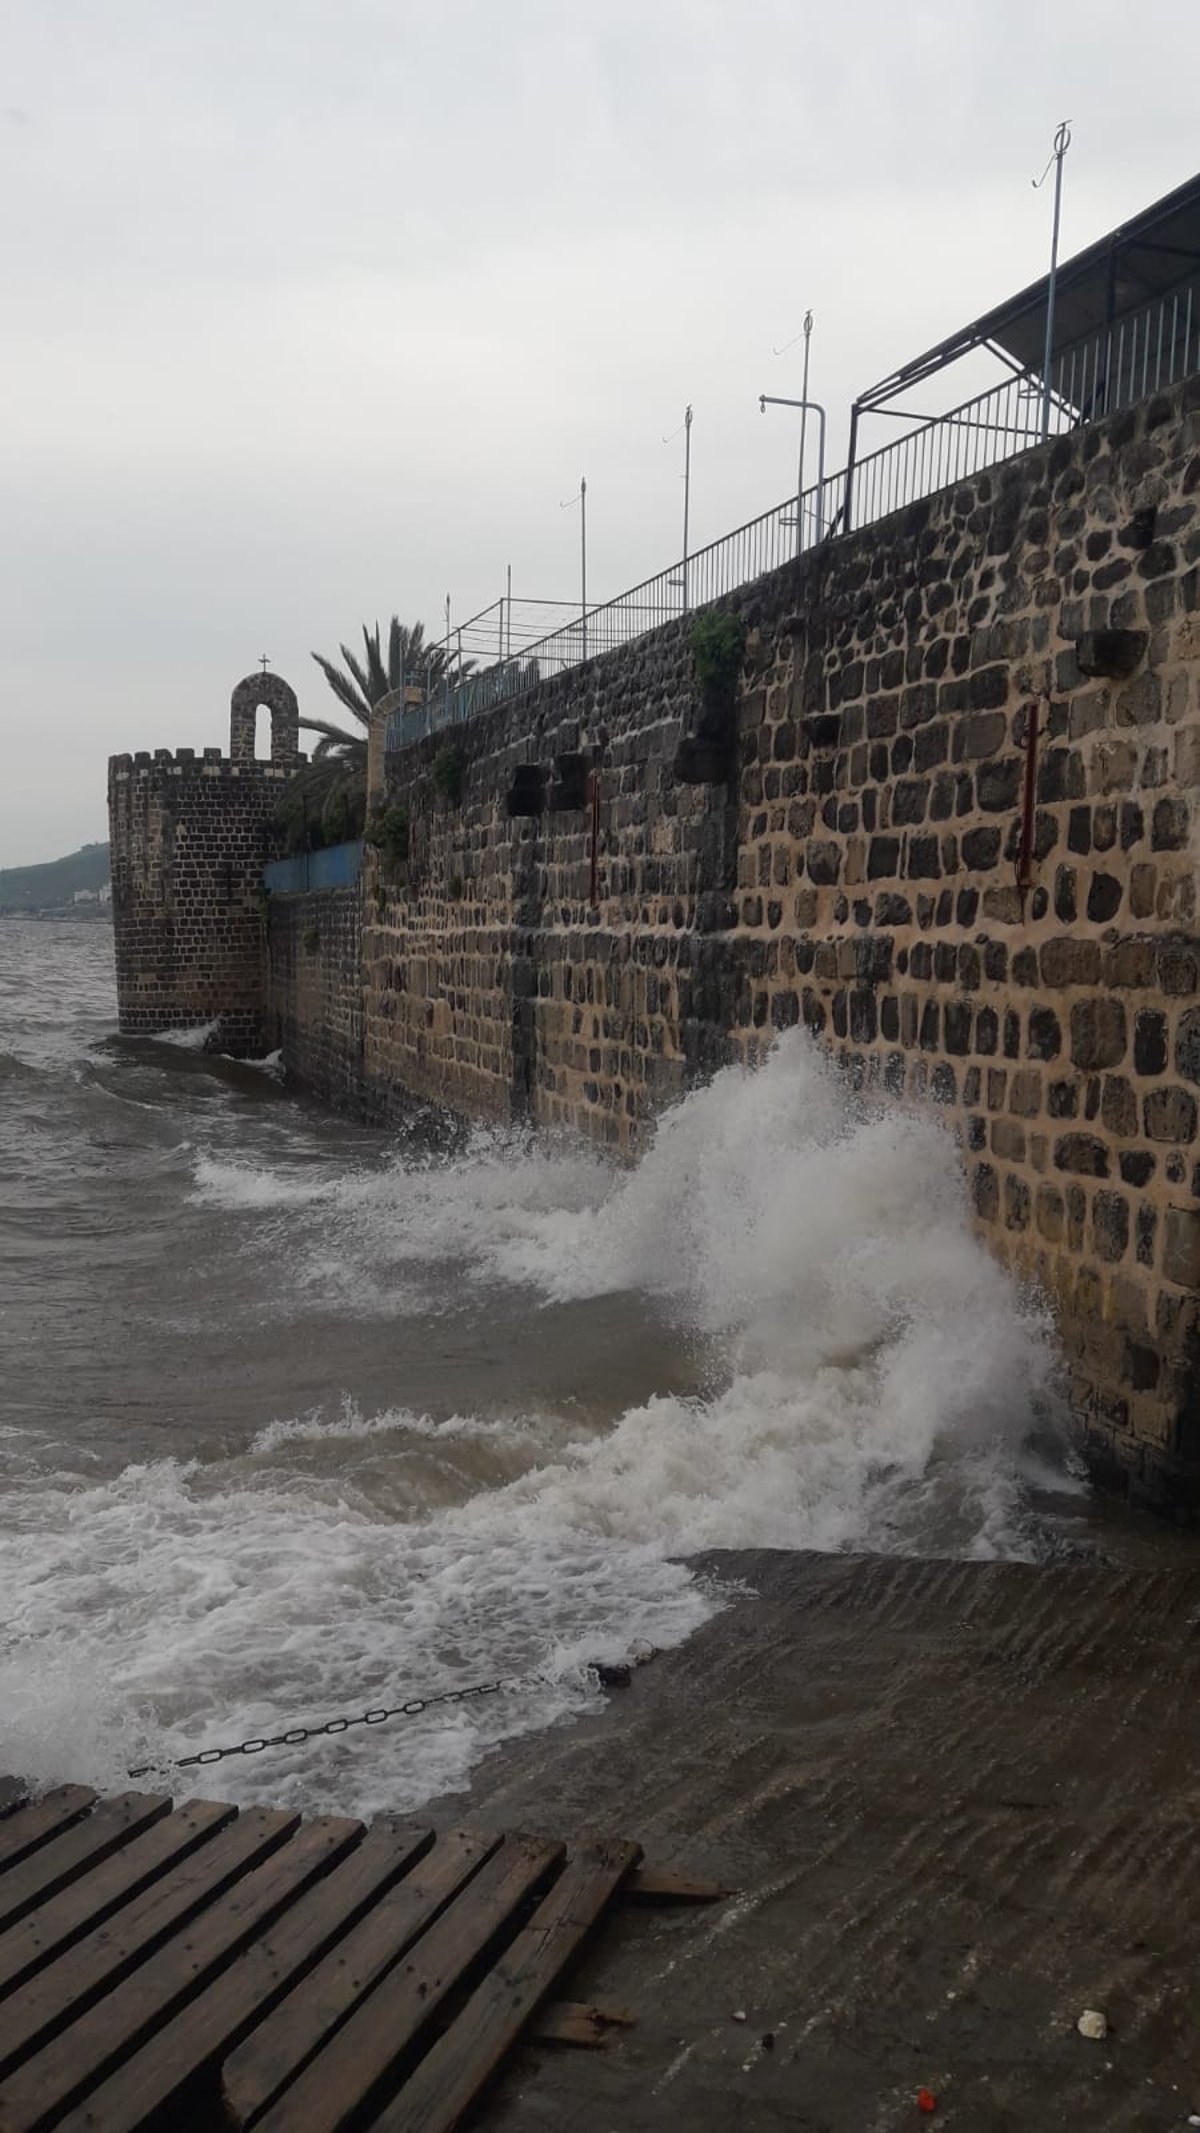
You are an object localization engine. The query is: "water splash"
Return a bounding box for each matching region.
[1,1031,1074,1817]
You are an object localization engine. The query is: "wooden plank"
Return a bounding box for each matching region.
[371,1836,642,2133]
[623,1864,732,1904]
[0,1793,172,1933]
[244,1834,565,2133]
[0,1806,297,2083]
[0,1799,237,2003]
[51,1821,434,2133]
[0,1790,96,1875]
[222,1827,498,2132]
[0,1815,361,2133]
[529,1999,638,2048]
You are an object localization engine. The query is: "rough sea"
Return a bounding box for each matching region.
[1,919,1157,1822]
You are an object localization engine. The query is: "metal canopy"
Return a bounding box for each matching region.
[858,167,1200,410]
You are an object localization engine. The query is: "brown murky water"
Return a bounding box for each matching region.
[0,921,1186,1824]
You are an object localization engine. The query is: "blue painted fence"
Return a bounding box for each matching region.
[263,840,363,894]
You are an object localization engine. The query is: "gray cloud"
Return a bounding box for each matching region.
[1,0,1196,862]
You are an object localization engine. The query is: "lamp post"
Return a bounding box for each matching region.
[560,477,588,661]
[1034,121,1072,442]
[797,312,813,532]
[758,394,828,549]
[663,403,694,611]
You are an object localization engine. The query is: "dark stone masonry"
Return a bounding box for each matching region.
[108,676,298,1052]
[110,377,1200,1516]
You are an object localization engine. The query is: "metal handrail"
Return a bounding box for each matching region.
[387,280,1197,756]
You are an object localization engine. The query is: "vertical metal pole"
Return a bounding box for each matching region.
[682,405,692,611]
[443,593,451,725]
[580,476,588,663]
[797,310,813,553]
[1039,121,1072,443]
[506,564,512,662]
[844,402,860,534]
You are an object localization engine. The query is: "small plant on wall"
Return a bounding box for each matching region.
[365,804,411,877]
[431,743,466,808]
[690,610,747,706]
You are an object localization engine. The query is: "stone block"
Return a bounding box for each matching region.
[973,1162,1000,1221]
[1009,1069,1043,1117]
[1026,1006,1061,1060]
[944,1000,972,1054]
[1144,1086,1198,1143]
[1036,1184,1064,1242]
[867,835,901,878]
[1163,1206,1200,1289]
[1055,1133,1110,1177]
[1041,938,1102,989]
[1152,796,1189,851]
[907,834,941,879]
[1048,1080,1078,1119]
[961,711,1007,759]
[993,1118,1029,1163]
[1086,872,1123,923]
[892,779,929,825]
[1004,1173,1031,1230]
[1129,863,1157,919]
[1101,1076,1138,1136]
[976,758,1021,812]
[961,826,1001,870]
[1175,1008,1200,1085]
[806,842,841,885]
[1076,628,1147,679]
[1158,944,1198,994]
[1070,999,1127,1069]
[1093,1191,1131,1265]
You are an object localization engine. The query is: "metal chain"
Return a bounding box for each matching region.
[127,1675,519,1781]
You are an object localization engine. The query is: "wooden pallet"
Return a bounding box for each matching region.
[0,1782,724,2132]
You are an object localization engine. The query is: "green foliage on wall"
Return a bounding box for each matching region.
[431,743,466,808]
[690,610,747,696]
[366,805,411,875]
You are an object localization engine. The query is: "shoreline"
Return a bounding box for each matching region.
[420,1546,1200,2129]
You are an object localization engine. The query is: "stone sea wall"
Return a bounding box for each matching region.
[317,374,1198,1510]
[267,885,363,1111]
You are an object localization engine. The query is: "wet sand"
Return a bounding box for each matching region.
[423,1549,1200,2131]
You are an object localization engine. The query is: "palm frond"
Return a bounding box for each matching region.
[298,710,363,743]
[309,652,371,726]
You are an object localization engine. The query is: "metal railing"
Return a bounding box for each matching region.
[385,482,836,752]
[848,282,1198,529]
[387,280,1197,756]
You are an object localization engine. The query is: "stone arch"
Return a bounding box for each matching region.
[230,672,300,767]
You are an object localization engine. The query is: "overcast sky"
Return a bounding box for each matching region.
[1,0,1197,865]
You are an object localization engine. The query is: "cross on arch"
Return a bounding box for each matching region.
[259,654,271,673]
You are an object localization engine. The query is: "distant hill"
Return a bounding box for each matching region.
[0,841,111,913]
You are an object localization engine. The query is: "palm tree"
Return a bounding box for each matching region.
[280,618,466,851]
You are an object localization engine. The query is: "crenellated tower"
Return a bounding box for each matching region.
[108,671,302,1053]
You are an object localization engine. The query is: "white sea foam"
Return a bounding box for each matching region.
[248,1398,541,1456]
[2,1033,1073,1818]
[150,1020,220,1052]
